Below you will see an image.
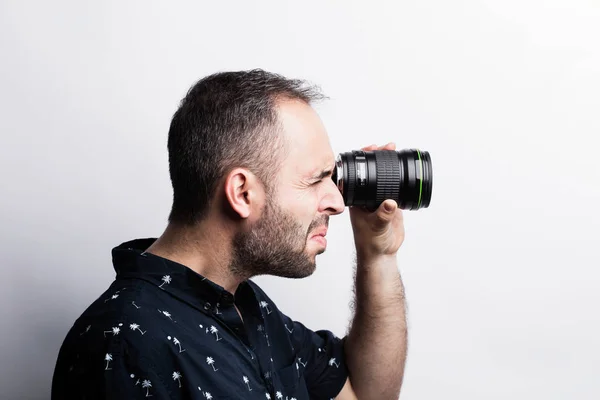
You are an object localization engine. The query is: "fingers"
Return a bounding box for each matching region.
[372,200,398,232]
[361,144,377,151]
[361,142,396,151]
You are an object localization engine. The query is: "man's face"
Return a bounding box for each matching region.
[230,99,345,279]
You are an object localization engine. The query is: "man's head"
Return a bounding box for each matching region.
[167,69,345,279]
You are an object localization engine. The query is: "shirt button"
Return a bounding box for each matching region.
[204,302,211,310]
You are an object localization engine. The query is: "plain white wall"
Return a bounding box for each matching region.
[1,0,599,398]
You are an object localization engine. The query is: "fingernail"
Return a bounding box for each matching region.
[384,203,394,212]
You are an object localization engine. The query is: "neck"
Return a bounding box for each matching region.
[144,219,243,293]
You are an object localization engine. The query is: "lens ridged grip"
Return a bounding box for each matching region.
[375,151,400,205]
[346,154,356,205]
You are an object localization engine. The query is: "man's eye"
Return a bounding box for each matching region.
[311,180,322,186]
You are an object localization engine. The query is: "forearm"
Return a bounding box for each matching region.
[344,253,407,399]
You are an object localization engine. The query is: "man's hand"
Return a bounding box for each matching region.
[349,142,405,259]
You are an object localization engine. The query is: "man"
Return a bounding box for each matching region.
[52,69,407,399]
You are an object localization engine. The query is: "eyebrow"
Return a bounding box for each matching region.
[309,167,334,181]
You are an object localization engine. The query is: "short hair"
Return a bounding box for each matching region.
[167,69,325,225]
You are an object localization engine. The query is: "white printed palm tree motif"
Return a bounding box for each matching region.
[132,301,141,309]
[104,294,119,302]
[328,358,340,368]
[129,323,146,335]
[142,380,152,397]
[260,301,272,314]
[209,326,221,341]
[104,326,120,337]
[243,376,252,391]
[265,393,271,399]
[158,310,173,320]
[257,324,264,332]
[206,357,218,371]
[298,358,307,367]
[215,303,222,315]
[80,325,91,335]
[158,275,172,289]
[104,353,113,370]
[172,371,182,388]
[166,336,186,353]
[265,333,271,347]
[205,393,213,400]
[285,324,293,333]
[173,337,184,352]
[275,391,283,399]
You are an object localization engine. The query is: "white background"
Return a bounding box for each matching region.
[1,1,599,399]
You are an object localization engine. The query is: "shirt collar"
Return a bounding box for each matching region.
[111,238,239,312]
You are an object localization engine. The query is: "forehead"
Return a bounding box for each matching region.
[276,99,335,176]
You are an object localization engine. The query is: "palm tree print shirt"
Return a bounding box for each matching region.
[52,238,349,399]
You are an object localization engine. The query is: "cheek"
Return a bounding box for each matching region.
[279,187,320,229]
[303,191,322,230]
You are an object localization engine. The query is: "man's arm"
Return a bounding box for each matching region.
[337,254,407,399]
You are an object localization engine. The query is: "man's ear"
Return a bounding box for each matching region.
[223,168,264,219]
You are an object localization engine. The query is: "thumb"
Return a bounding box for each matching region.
[372,200,397,232]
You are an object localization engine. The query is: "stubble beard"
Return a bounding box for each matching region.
[229,198,328,280]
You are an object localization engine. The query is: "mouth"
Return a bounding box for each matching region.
[309,235,327,247]
[308,227,328,247]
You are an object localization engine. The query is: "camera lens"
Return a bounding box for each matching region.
[332,149,433,211]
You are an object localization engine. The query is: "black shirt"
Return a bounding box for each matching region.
[52,238,349,399]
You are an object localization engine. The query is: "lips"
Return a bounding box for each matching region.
[311,235,327,246]
[309,227,328,239]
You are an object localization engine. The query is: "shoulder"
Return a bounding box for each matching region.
[57,280,180,362]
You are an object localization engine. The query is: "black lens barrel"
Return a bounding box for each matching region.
[333,149,432,211]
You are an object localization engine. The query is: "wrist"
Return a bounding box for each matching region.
[356,249,398,265]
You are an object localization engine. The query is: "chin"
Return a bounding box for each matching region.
[303,265,317,277]
[284,265,316,279]
[305,247,325,258]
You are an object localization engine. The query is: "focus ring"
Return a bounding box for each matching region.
[346,154,356,206]
[375,151,400,204]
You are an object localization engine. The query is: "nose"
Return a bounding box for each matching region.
[320,179,345,215]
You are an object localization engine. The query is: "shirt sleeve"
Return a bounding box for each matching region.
[102,337,176,400]
[52,320,182,400]
[287,318,349,399]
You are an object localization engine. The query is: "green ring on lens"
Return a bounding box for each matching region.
[417,149,423,208]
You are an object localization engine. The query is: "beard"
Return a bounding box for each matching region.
[229,198,329,280]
